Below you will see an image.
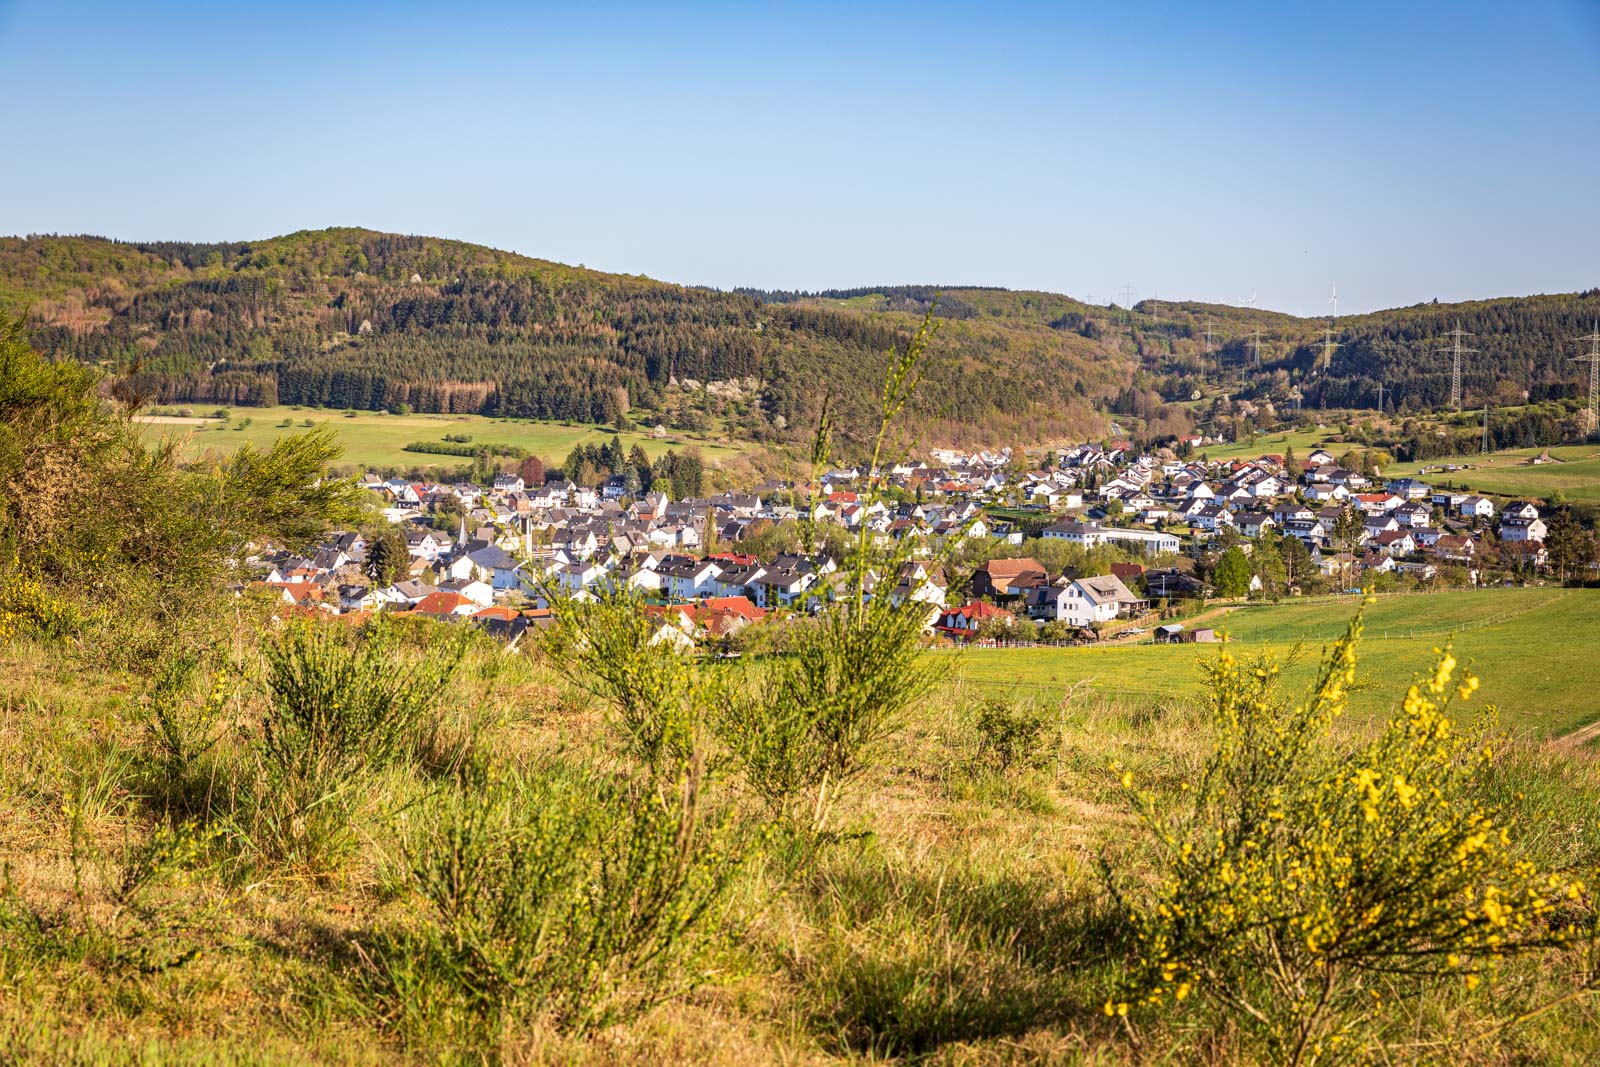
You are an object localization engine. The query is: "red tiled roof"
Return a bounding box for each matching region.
[980,558,1046,582]
[698,596,766,620]
[944,600,1013,621]
[413,591,472,615]
[256,581,322,603]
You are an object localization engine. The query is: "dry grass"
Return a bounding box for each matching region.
[1,629,1597,1065]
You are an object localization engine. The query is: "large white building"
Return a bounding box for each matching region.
[1097,526,1181,556]
[1043,520,1179,556]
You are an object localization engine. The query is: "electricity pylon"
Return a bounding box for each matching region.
[1572,321,1600,432]
[1440,321,1475,410]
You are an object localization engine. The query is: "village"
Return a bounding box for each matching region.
[244,436,1578,651]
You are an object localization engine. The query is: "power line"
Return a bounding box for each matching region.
[1439,320,1476,411]
[1319,323,1341,374]
[1202,318,1217,383]
[1571,321,1600,433]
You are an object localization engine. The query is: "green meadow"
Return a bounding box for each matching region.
[1387,443,1600,503]
[1193,427,1341,462]
[136,405,757,473]
[952,587,1600,738]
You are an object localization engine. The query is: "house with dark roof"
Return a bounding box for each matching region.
[969,558,1047,599]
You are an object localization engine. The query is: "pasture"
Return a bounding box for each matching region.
[1387,444,1600,503]
[952,587,1600,738]
[1195,427,1341,462]
[136,405,757,473]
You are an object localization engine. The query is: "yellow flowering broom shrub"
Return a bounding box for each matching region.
[0,567,89,642]
[1110,600,1591,1064]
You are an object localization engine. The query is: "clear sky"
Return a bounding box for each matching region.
[1,0,1597,316]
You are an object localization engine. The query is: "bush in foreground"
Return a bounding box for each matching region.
[1110,601,1594,1064]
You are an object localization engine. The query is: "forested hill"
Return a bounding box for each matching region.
[0,229,1123,450]
[1108,293,1600,416]
[7,228,1597,448]
[744,286,1600,418]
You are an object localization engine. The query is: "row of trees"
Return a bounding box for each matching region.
[558,438,705,499]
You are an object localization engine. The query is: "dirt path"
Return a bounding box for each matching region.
[1553,717,1600,754]
[1105,603,1240,645]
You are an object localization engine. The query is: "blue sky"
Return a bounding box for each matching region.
[1,0,1597,315]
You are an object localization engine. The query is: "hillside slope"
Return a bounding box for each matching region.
[743,283,1600,425]
[1,230,1124,450]
[9,229,1598,449]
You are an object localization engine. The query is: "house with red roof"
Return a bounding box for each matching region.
[412,591,477,618]
[934,600,1014,639]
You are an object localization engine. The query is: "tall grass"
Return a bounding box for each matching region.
[241,615,463,874]
[393,754,749,1039]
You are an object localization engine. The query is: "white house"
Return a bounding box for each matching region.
[657,556,722,600]
[559,560,609,595]
[1056,574,1144,627]
[1498,516,1547,542]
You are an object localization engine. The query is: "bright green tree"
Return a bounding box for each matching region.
[1213,546,1252,598]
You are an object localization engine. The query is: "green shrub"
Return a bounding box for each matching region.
[396,756,748,1036]
[260,616,460,779]
[402,439,525,459]
[246,616,462,871]
[1110,602,1594,1063]
[545,589,697,767]
[137,651,232,787]
[715,602,939,827]
[971,698,1051,776]
[0,570,88,642]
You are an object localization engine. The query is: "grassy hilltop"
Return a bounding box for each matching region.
[4,589,1600,1064]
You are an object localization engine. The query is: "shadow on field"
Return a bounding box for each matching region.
[788,859,1132,1057]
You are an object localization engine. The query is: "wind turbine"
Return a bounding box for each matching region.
[1318,284,1340,374]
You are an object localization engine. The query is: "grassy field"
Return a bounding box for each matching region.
[953,587,1600,738]
[1386,443,1600,503]
[1194,426,1340,462]
[137,405,758,473]
[3,587,1599,1062]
